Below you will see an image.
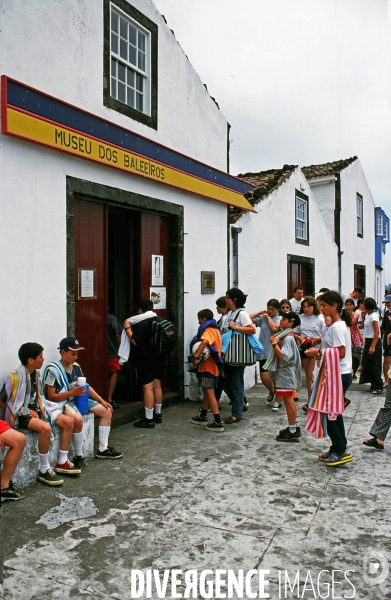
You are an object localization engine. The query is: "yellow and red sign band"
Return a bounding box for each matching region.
[5,107,255,212]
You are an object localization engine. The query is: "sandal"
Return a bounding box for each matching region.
[302,403,309,413]
[318,450,331,461]
[325,451,353,466]
[363,437,384,450]
[371,390,383,395]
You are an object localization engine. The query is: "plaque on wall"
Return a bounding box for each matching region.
[150,287,166,309]
[78,268,97,299]
[201,271,215,294]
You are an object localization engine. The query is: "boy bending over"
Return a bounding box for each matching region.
[44,337,123,470]
[0,343,64,485]
[190,309,224,432]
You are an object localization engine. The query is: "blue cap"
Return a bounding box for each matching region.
[383,295,391,303]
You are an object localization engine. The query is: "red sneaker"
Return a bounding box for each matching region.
[55,460,81,475]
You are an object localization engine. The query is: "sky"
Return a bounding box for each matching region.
[153,0,391,280]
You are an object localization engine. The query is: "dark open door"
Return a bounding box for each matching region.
[74,198,108,399]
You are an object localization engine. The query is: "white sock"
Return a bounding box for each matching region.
[58,450,68,464]
[154,403,162,414]
[98,426,110,452]
[145,407,154,420]
[72,432,84,456]
[289,425,297,433]
[39,452,50,473]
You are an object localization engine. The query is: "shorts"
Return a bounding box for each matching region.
[258,359,269,373]
[108,356,121,372]
[136,354,166,386]
[383,344,391,357]
[0,420,11,435]
[197,372,218,389]
[17,414,34,429]
[50,399,99,425]
[275,388,294,397]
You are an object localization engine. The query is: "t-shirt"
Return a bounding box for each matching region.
[227,309,252,328]
[274,335,302,390]
[44,362,84,400]
[254,314,282,360]
[381,310,391,347]
[108,313,123,358]
[363,311,379,339]
[217,314,230,335]
[198,327,222,377]
[321,320,352,375]
[289,298,303,314]
[295,314,325,348]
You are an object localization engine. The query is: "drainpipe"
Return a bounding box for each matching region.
[231,226,242,288]
[338,251,344,295]
[334,174,342,293]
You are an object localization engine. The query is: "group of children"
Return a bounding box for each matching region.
[0,337,122,502]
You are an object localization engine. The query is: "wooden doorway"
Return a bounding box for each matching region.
[287,255,315,298]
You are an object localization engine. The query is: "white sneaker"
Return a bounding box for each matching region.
[272,401,283,412]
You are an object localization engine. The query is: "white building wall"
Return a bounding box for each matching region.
[0,0,230,394]
[306,179,335,238]
[339,160,375,297]
[0,0,228,169]
[230,168,338,389]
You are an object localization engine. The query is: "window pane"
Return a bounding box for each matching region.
[120,17,128,40]
[127,67,135,87]
[126,87,135,108]
[136,92,143,112]
[128,45,136,66]
[118,82,126,103]
[111,32,118,55]
[138,50,145,71]
[135,73,143,91]
[111,58,117,76]
[111,11,119,33]
[138,32,145,51]
[129,24,137,46]
[111,78,117,97]
[120,39,127,60]
[118,62,126,82]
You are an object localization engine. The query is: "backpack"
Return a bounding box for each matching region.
[150,318,177,353]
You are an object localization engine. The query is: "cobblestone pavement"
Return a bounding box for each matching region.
[1,382,391,599]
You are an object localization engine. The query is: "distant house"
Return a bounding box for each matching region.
[230,165,339,306]
[302,157,375,297]
[374,207,390,304]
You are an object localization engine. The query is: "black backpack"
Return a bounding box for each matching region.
[150,318,177,353]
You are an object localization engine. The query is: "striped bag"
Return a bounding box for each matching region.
[223,311,256,366]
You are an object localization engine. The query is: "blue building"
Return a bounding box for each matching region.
[375,207,390,304]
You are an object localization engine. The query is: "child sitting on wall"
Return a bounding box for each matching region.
[0,343,64,486]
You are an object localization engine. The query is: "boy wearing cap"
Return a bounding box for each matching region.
[44,337,122,471]
[0,342,64,485]
[269,311,302,442]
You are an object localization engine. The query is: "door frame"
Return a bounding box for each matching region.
[66,176,185,399]
[287,254,315,298]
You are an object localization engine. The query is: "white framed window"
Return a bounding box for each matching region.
[384,219,389,241]
[296,195,308,242]
[357,194,363,237]
[110,6,150,115]
[377,213,383,236]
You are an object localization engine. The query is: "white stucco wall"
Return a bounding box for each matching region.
[307,179,335,238]
[339,160,375,297]
[0,0,230,395]
[230,167,339,390]
[0,0,228,169]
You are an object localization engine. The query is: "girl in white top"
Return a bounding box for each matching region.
[224,288,256,423]
[359,297,383,394]
[295,296,325,401]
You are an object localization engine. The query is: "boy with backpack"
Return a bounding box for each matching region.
[123,299,176,429]
[190,309,224,432]
[268,311,302,442]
